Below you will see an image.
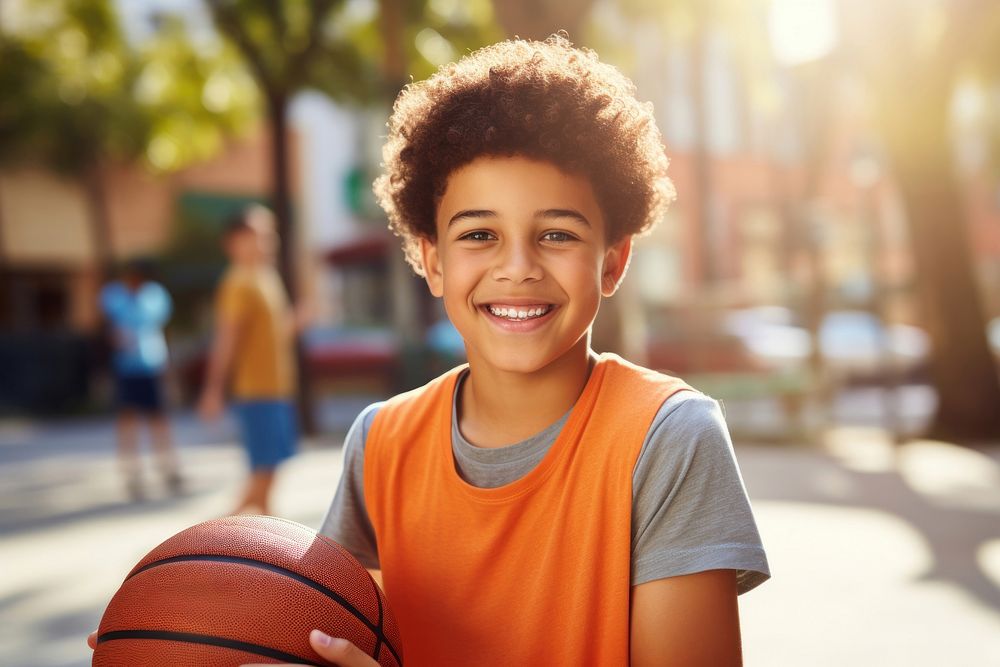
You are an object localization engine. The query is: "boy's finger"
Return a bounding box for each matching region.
[87,631,98,650]
[310,629,378,666]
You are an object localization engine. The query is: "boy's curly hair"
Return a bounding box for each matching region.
[373,34,675,275]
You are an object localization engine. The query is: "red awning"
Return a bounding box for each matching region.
[323,232,391,266]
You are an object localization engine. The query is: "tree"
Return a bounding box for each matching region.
[839,0,1000,439]
[0,0,143,279]
[0,0,255,281]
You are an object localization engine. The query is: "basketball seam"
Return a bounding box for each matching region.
[95,629,323,666]
[126,554,402,666]
[370,570,384,662]
[127,518,358,580]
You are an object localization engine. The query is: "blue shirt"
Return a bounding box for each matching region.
[99,281,172,376]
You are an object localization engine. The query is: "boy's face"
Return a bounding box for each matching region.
[420,156,631,375]
[225,219,278,266]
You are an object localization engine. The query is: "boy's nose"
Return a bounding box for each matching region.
[492,241,543,283]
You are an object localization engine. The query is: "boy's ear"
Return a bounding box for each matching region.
[418,237,445,297]
[601,236,633,297]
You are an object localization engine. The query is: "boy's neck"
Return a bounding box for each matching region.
[458,337,596,448]
[233,258,262,270]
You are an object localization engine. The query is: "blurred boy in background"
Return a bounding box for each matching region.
[198,205,301,516]
[99,258,182,500]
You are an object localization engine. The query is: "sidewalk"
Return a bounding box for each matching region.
[2,401,999,666]
[739,430,1000,666]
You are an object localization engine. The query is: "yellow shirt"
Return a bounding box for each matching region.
[216,266,295,399]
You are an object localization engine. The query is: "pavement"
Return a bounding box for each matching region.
[1,392,999,666]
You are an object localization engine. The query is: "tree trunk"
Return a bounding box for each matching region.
[689,11,715,286]
[836,0,1000,439]
[268,96,294,297]
[84,163,114,283]
[83,163,116,379]
[379,0,406,95]
[877,77,1000,440]
[268,94,317,435]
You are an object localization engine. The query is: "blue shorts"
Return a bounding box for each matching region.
[115,374,165,414]
[233,400,298,470]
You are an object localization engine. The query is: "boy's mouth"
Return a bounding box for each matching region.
[483,304,555,321]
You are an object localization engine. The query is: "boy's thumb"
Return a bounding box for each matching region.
[309,630,377,666]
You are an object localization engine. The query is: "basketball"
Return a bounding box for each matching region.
[92,515,402,666]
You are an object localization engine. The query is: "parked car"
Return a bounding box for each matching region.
[722,306,931,385]
[645,308,766,376]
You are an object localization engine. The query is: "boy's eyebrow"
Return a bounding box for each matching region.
[447,209,496,226]
[447,208,591,227]
[537,209,591,227]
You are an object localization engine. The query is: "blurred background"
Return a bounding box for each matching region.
[1,0,999,665]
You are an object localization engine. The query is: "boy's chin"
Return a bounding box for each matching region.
[469,344,585,376]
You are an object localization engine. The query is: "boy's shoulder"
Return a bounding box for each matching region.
[138,280,169,301]
[592,353,697,399]
[218,265,245,288]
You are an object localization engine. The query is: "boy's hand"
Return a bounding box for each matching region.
[241,629,379,667]
[88,629,378,667]
[198,387,225,421]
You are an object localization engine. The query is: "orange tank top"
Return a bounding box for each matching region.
[364,353,691,666]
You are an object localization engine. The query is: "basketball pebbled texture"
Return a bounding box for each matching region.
[93,515,402,666]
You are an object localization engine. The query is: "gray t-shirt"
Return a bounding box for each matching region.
[320,373,770,594]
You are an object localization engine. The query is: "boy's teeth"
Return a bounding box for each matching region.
[488,305,550,320]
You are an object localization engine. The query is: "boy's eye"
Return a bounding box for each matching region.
[458,230,496,242]
[542,231,577,243]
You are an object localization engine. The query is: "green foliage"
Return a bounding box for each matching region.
[0,0,144,173]
[204,0,501,105]
[405,0,503,81]
[206,0,378,103]
[0,0,257,175]
[133,15,258,172]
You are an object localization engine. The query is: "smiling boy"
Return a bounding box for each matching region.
[83,34,767,667]
[294,36,773,666]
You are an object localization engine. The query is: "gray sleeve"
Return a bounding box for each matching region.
[631,392,770,594]
[318,402,383,570]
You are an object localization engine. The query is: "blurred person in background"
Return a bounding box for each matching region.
[99,258,182,500]
[198,205,302,516]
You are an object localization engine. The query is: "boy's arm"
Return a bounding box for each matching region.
[630,569,741,667]
[198,279,243,420]
[197,317,239,420]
